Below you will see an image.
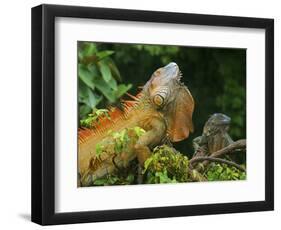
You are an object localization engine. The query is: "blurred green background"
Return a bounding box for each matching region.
[78,41,246,158]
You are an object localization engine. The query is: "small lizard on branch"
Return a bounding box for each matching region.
[191,113,246,171]
[189,139,246,172]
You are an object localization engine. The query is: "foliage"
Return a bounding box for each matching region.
[214,52,246,139]
[91,127,146,186]
[93,173,135,186]
[91,143,246,186]
[143,145,190,183]
[92,144,192,186]
[95,126,146,158]
[79,109,110,128]
[78,42,132,119]
[205,163,246,181]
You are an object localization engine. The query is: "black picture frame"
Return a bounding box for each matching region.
[31,4,274,225]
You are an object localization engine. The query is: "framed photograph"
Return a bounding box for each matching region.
[31,4,274,225]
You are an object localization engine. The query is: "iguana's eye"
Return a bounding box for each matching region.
[153,94,164,106]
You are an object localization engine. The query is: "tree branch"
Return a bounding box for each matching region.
[189,139,246,173]
[189,156,246,172]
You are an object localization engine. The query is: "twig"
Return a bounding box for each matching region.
[189,156,246,172]
[189,139,246,174]
[209,139,246,158]
[187,168,207,182]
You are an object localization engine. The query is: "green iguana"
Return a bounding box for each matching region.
[192,113,234,158]
[78,62,194,186]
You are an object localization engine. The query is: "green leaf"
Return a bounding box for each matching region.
[79,64,95,89]
[95,109,110,118]
[107,59,122,81]
[82,43,97,57]
[93,178,108,185]
[92,77,116,103]
[108,176,119,184]
[78,50,83,62]
[133,127,146,137]
[114,140,123,153]
[240,173,246,180]
[126,174,134,183]
[96,50,114,60]
[79,87,102,109]
[79,104,92,119]
[155,170,173,183]
[107,77,118,91]
[87,64,99,76]
[99,61,112,82]
[115,84,132,98]
[87,89,102,108]
[95,143,103,157]
[143,157,153,173]
[78,79,89,100]
[119,129,127,142]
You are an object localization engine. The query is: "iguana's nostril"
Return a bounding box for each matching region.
[167,62,177,67]
[155,70,161,75]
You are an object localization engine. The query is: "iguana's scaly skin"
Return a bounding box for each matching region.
[78,62,194,186]
[192,113,233,157]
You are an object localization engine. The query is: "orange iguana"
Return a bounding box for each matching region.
[78,62,194,186]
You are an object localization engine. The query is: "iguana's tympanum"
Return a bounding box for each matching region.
[192,113,233,157]
[78,62,194,186]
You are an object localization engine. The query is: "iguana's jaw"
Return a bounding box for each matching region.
[162,62,180,81]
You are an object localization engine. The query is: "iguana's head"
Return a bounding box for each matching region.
[203,113,231,137]
[143,62,195,142]
[144,62,180,107]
